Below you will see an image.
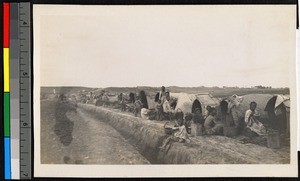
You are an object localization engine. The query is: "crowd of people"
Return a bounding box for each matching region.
[78,86,268,146]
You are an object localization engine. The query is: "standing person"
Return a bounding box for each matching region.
[204,108,223,135]
[133,96,143,117]
[244,102,266,137]
[139,90,149,109]
[159,86,167,103]
[156,99,164,121]
[119,93,126,112]
[54,94,76,146]
[219,100,234,127]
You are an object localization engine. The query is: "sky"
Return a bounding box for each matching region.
[34,5,295,88]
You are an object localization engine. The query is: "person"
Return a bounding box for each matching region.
[173,111,190,142]
[129,92,135,103]
[244,102,266,137]
[184,112,193,134]
[156,99,164,121]
[193,108,204,124]
[54,94,76,146]
[159,86,167,103]
[101,92,109,107]
[227,95,245,133]
[139,90,149,109]
[133,96,143,117]
[119,93,126,111]
[204,108,223,135]
[159,111,190,153]
[141,108,149,119]
[203,105,212,119]
[163,95,174,120]
[219,100,234,127]
[118,93,123,102]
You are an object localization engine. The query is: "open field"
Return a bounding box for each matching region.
[41,86,289,99]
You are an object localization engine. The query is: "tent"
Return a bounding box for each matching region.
[226,94,290,132]
[265,94,290,133]
[169,93,220,114]
[193,94,220,113]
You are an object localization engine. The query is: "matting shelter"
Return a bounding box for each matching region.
[170,93,220,114]
[226,94,290,133]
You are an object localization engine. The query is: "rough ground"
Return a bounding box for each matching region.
[79,104,290,164]
[41,99,150,164]
[41,99,290,165]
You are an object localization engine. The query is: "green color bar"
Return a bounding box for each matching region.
[4,92,10,137]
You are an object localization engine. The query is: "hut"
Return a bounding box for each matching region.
[226,94,290,133]
[192,94,220,114]
[265,94,290,133]
[169,93,220,114]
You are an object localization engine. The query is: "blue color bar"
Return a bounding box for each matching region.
[4,137,11,179]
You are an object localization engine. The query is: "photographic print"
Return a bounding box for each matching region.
[33,5,298,177]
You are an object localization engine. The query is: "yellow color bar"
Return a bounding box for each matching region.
[4,48,10,92]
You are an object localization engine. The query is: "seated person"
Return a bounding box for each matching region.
[159,110,190,152]
[173,111,190,142]
[184,112,193,134]
[141,108,149,120]
[193,108,204,124]
[163,95,175,120]
[204,108,223,135]
[140,107,157,120]
[203,105,212,119]
[244,102,266,137]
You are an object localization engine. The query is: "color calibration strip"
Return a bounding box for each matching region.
[19,2,32,179]
[3,2,30,179]
[10,2,20,179]
[3,2,11,180]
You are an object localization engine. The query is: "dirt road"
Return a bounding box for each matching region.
[41,100,150,164]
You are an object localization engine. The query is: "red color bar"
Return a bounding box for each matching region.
[3,3,10,47]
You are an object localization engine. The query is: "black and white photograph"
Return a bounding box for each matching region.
[33,5,298,177]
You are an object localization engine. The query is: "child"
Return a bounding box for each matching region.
[159,110,190,153]
[156,100,164,121]
[174,111,190,142]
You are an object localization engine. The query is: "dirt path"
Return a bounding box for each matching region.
[41,100,150,164]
